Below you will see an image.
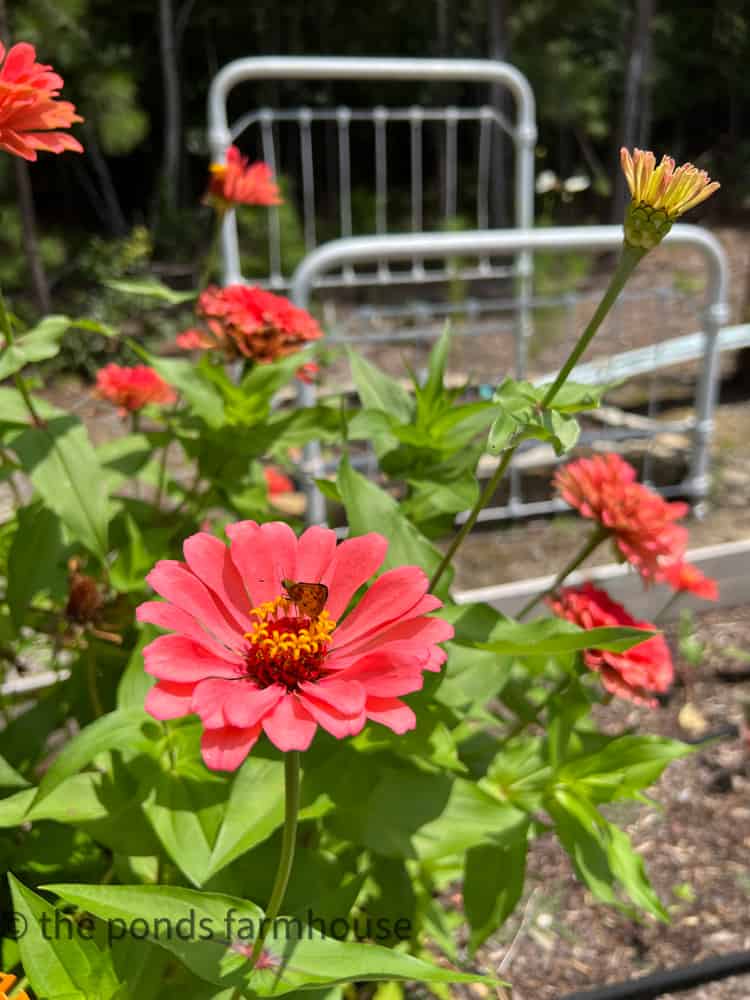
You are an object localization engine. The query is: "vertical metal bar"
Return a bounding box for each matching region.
[690,300,729,516]
[260,109,283,288]
[337,107,355,283]
[477,106,492,277]
[299,108,316,252]
[410,107,425,279]
[374,106,389,281]
[444,106,459,221]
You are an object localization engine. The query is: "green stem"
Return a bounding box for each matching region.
[86,645,103,719]
[199,212,224,291]
[428,244,645,595]
[500,675,571,746]
[247,751,301,972]
[517,524,610,620]
[156,439,170,511]
[654,590,682,625]
[429,448,515,592]
[540,246,644,408]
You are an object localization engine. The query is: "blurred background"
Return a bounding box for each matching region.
[2,0,744,315]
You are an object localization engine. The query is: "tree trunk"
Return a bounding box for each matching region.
[0,0,51,313]
[488,0,509,227]
[159,0,181,215]
[612,0,656,220]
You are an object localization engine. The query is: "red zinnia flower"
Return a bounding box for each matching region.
[0,42,83,160]
[662,560,718,601]
[554,453,692,586]
[548,583,673,707]
[296,361,320,384]
[94,364,177,416]
[138,522,453,770]
[176,284,323,364]
[264,466,294,495]
[204,146,282,211]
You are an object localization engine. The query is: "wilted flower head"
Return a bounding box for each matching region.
[204,146,282,212]
[176,284,323,364]
[0,972,30,1000]
[549,583,673,707]
[94,364,177,416]
[138,522,453,770]
[0,42,83,160]
[554,453,717,601]
[620,148,719,250]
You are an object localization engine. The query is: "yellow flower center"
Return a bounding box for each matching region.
[243,596,336,690]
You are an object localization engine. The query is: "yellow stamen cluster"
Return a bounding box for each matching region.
[620,147,719,251]
[244,596,336,662]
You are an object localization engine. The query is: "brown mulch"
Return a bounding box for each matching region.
[468,604,750,1000]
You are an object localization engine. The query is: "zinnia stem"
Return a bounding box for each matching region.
[247,750,301,972]
[500,675,571,746]
[429,244,645,595]
[199,212,224,291]
[539,245,644,408]
[517,524,610,620]
[86,645,103,719]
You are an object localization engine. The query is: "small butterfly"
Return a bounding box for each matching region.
[281,579,328,618]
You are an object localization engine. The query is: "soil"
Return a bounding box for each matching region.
[464,604,750,1000]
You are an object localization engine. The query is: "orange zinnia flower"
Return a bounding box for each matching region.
[204,145,282,211]
[620,147,719,250]
[0,972,30,1000]
[0,42,83,160]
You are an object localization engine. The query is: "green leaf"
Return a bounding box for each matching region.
[0,316,72,379]
[336,457,451,596]
[43,884,501,995]
[548,786,668,920]
[0,387,61,427]
[464,823,529,953]
[106,277,196,304]
[9,876,121,1000]
[558,735,693,802]
[0,753,30,790]
[11,415,110,560]
[473,618,656,656]
[534,380,616,414]
[347,349,413,424]
[7,504,66,631]
[206,757,285,880]
[116,627,157,710]
[141,763,228,887]
[128,344,224,427]
[33,708,155,806]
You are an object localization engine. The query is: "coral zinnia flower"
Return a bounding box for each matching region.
[138,523,453,770]
[620,148,719,250]
[264,466,294,495]
[0,42,83,160]
[0,973,30,1000]
[554,453,692,586]
[204,146,282,211]
[548,583,673,707]
[94,363,177,416]
[176,284,323,364]
[662,560,718,601]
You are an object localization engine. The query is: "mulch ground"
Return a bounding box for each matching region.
[466,604,750,1000]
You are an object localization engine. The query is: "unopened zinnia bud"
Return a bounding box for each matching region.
[620,147,719,251]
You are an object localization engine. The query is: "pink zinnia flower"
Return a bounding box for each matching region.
[662,560,718,601]
[204,146,282,211]
[138,523,453,770]
[0,42,83,160]
[548,583,673,707]
[554,453,693,586]
[94,364,177,416]
[177,284,323,364]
